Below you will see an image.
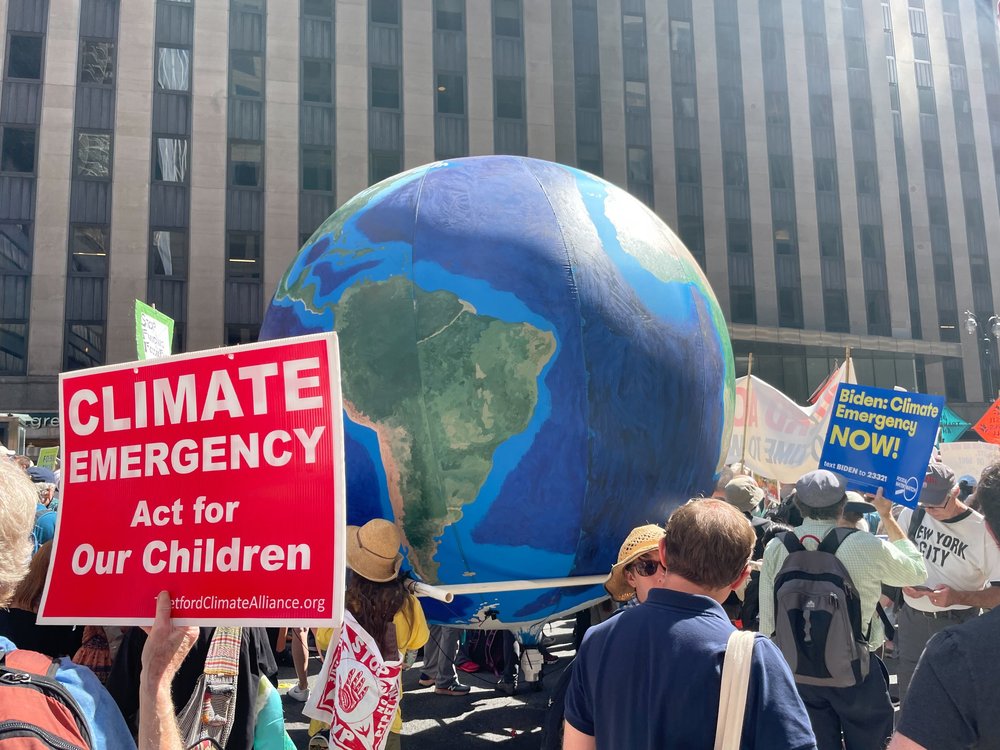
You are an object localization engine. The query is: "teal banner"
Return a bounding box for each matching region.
[939,405,970,443]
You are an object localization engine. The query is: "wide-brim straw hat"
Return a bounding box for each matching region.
[346,519,403,583]
[604,524,665,602]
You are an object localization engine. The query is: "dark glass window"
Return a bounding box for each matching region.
[676,148,700,184]
[855,161,877,194]
[229,142,262,187]
[303,60,333,103]
[75,132,112,179]
[302,147,334,191]
[0,324,27,374]
[495,78,523,119]
[731,288,756,323]
[727,220,751,254]
[624,80,648,111]
[156,48,190,91]
[577,75,601,110]
[622,14,645,48]
[670,19,693,54]
[723,152,747,187]
[69,226,109,275]
[303,0,332,17]
[577,142,601,175]
[774,225,796,255]
[227,232,262,278]
[0,223,31,272]
[627,147,651,183]
[151,231,188,277]
[7,35,43,80]
[370,0,400,25]
[435,0,464,30]
[230,52,264,98]
[819,224,842,257]
[153,137,188,182]
[494,0,521,38]
[1,128,36,174]
[778,288,803,326]
[370,151,401,184]
[845,39,867,68]
[769,155,793,189]
[64,325,105,371]
[80,40,115,85]
[226,325,260,346]
[814,159,837,192]
[371,67,400,109]
[436,73,465,115]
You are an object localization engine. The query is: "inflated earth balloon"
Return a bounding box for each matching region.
[261,156,734,629]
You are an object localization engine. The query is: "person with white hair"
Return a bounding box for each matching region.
[0,459,198,749]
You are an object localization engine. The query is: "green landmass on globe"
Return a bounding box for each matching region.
[332,276,556,577]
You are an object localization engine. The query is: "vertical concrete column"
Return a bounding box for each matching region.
[264,2,300,300]
[403,0,433,168]
[28,0,80,374]
[466,2,494,155]
[783,0,822,332]
[738,3,776,327]
[106,0,154,364]
[523,0,555,160]
[187,0,229,351]
[645,2,675,226]
[335,0,368,203]
[596,3,625,189]
[550,0,575,166]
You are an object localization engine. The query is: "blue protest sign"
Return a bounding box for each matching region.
[819,384,944,507]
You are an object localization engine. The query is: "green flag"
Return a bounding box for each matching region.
[939,405,970,443]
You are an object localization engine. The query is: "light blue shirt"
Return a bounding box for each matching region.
[0,635,136,749]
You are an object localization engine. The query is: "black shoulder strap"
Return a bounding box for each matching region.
[907,507,925,541]
[778,530,805,555]
[817,527,858,555]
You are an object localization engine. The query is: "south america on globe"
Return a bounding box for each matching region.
[261,156,734,629]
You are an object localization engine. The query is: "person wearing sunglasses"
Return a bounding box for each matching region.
[603,524,667,605]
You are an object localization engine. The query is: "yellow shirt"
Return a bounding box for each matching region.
[310,594,429,736]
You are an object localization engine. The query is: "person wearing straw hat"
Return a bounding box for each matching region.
[604,524,667,604]
[308,519,428,750]
[564,500,815,750]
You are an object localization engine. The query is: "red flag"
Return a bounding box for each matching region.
[973,398,1000,445]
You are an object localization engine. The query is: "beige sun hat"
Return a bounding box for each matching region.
[603,524,666,602]
[346,519,403,583]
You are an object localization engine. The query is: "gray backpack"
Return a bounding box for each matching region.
[772,528,870,688]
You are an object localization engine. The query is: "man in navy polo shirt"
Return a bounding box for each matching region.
[564,499,816,750]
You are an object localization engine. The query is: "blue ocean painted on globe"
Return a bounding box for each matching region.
[261,156,734,629]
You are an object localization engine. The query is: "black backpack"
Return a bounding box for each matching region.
[771,528,871,688]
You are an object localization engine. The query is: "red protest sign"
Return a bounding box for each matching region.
[38,333,345,627]
[305,612,402,750]
[973,398,1000,445]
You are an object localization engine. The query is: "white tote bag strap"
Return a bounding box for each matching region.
[714,630,756,750]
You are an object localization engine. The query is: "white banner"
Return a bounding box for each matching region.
[305,611,402,750]
[938,442,1000,482]
[726,363,854,484]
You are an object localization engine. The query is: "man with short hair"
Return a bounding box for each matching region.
[894,462,1000,704]
[758,470,926,750]
[890,461,1000,749]
[564,499,816,749]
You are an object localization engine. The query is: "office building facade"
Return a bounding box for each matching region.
[3,0,1000,424]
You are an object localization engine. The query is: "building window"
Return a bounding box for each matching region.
[230,52,264,98]
[154,137,189,183]
[495,78,523,119]
[229,142,262,188]
[627,147,651,184]
[625,80,648,111]
[370,0,400,25]
[0,223,30,272]
[75,132,112,179]
[370,151,401,184]
[774,225,796,255]
[151,231,188,277]
[494,0,521,37]
[64,324,105,371]
[436,73,465,115]
[731,288,756,323]
[670,19,693,54]
[69,226,109,275]
[156,47,190,92]
[303,60,333,103]
[371,66,400,110]
[79,40,115,85]
[302,147,334,191]
[0,128,36,174]
[622,14,645,48]
[435,0,464,31]
[6,35,43,80]
[676,148,700,184]
[303,0,332,17]
[227,232,262,278]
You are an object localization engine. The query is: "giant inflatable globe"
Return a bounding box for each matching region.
[261,156,734,629]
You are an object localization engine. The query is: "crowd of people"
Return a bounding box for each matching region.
[2,442,998,749]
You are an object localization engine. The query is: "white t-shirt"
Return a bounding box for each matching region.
[898,506,1000,612]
